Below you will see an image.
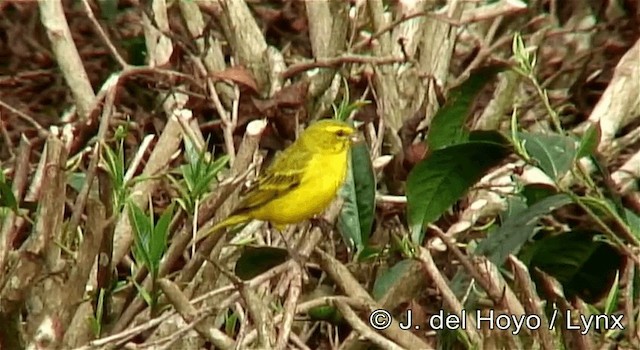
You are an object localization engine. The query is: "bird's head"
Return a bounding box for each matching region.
[301,119,357,154]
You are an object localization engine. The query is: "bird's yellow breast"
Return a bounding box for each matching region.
[250,150,349,225]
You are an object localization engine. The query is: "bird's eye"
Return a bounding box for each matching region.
[335,130,346,137]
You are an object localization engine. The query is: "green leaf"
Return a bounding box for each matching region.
[623,209,640,239]
[476,194,573,265]
[427,66,503,150]
[183,136,200,166]
[407,136,511,244]
[518,132,576,179]
[97,0,118,22]
[338,143,376,252]
[521,231,622,302]
[306,285,344,325]
[180,144,230,214]
[604,271,619,315]
[521,183,558,206]
[132,279,153,307]
[576,122,601,159]
[372,259,413,300]
[331,79,370,122]
[195,155,229,197]
[580,196,616,217]
[501,195,528,221]
[469,129,512,144]
[67,172,87,193]
[357,246,384,262]
[234,246,289,280]
[225,311,239,336]
[103,142,125,188]
[588,156,626,218]
[0,177,17,212]
[149,203,174,273]
[127,202,153,269]
[90,288,106,337]
[123,35,147,66]
[307,305,342,324]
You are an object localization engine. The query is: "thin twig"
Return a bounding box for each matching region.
[315,249,432,349]
[158,279,235,350]
[282,55,406,80]
[38,0,96,119]
[66,81,116,242]
[0,99,48,136]
[80,0,129,68]
[352,11,431,51]
[416,246,480,346]
[73,261,291,350]
[334,300,406,350]
[275,264,302,350]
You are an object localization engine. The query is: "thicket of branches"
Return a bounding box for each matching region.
[0,1,639,349]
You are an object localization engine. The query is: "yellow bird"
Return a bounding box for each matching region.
[210,119,356,233]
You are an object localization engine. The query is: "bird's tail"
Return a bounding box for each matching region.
[189,215,251,247]
[193,214,250,244]
[210,214,250,234]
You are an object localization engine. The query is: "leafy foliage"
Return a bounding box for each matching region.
[407,135,511,244]
[0,172,17,212]
[170,138,229,215]
[338,141,376,253]
[519,231,623,303]
[0,3,638,350]
[101,131,129,213]
[235,246,289,280]
[128,200,175,309]
[517,131,576,180]
[427,66,503,150]
[475,194,573,265]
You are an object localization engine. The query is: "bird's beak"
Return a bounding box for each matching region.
[350,133,363,143]
[351,120,365,143]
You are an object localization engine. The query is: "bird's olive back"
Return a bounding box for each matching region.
[301,120,354,153]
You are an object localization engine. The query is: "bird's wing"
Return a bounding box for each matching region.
[233,142,311,214]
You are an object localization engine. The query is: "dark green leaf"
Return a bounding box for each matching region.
[576,122,601,159]
[102,142,125,190]
[98,0,118,22]
[127,202,153,268]
[67,172,86,193]
[306,285,343,324]
[589,156,627,218]
[407,136,511,244]
[0,177,18,212]
[338,143,375,252]
[521,183,558,206]
[519,132,576,179]
[357,245,384,262]
[580,196,618,219]
[235,246,289,280]
[372,259,413,300]
[521,231,622,303]
[225,312,239,336]
[427,66,503,150]
[132,279,153,307]
[123,36,147,66]
[500,195,528,223]
[469,129,511,144]
[307,305,342,324]
[604,271,620,315]
[149,203,174,272]
[623,209,640,239]
[475,194,573,265]
[183,137,201,167]
[195,155,229,197]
